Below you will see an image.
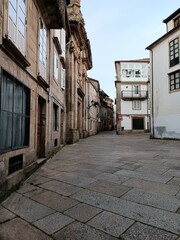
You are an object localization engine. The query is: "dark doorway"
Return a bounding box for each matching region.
[37,97,46,158]
[133,117,144,130]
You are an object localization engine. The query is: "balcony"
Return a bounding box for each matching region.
[121,90,148,100]
[36,0,70,29]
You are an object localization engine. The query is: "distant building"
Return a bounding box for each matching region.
[146,8,180,139]
[115,59,150,134]
[99,90,114,131]
[86,78,100,136]
[66,0,93,143]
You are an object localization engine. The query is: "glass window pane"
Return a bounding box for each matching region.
[13,114,22,147]
[0,111,13,150]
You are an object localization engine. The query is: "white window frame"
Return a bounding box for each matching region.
[61,67,65,90]
[54,51,59,81]
[8,0,26,54]
[39,20,47,80]
[133,100,141,110]
[60,28,66,59]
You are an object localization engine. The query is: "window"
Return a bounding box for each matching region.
[54,52,58,81]
[133,100,141,110]
[53,103,58,131]
[61,29,66,58]
[0,70,30,152]
[174,17,180,28]
[61,67,65,89]
[169,71,180,91]
[134,85,139,94]
[39,20,47,79]
[169,38,179,67]
[121,63,148,79]
[8,0,26,54]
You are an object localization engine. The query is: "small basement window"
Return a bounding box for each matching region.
[8,154,23,175]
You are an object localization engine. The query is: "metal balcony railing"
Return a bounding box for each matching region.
[121,90,148,100]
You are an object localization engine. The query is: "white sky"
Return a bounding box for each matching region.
[81,0,180,99]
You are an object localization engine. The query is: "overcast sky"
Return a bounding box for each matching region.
[81,0,180,99]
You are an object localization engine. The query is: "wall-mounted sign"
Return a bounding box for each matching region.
[117,114,123,121]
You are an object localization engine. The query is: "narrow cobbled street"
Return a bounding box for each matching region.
[1,132,180,240]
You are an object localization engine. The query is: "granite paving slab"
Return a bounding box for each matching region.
[114,169,172,183]
[85,180,131,197]
[53,221,117,240]
[39,180,82,196]
[0,205,15,223]
[136,165,169,174]
[0,217,53,240]
[119,164,141,171]
[122,188,180,212]
[68,168,102,178]
[26,174,51,185]
[164,169,180,178]
[17,183,39,194]
[122,178,180,195]
[167,177,180,186]
[31,190,79,212]
[35,167,60,177]
[33,212,74,235]
[121,222,179,240]
[94,173,129,184]
[51,172,96,187]
[64,203,102,222]
[87,211,134,237]
[2,193,55,222]
[71,189,180,234]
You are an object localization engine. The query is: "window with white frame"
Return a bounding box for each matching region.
[121,63,148,79]
[8,0,26,54]
[169,38,179,67]
[39,20,47,79]
[169,71,180,91]
[133,100,141,110]
[61,29,66,59]
[61,67,65,89]
[54,51,58,81]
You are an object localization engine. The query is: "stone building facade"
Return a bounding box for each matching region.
[66,0,92,143]
[0,0,70,198]
[87,78,100,136]
[99,90,114,131]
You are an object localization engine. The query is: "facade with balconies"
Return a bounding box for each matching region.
[115,58,150,134]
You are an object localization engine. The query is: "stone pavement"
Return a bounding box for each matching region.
[1,131,180,240]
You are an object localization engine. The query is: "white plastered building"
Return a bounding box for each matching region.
[147,8,180,139]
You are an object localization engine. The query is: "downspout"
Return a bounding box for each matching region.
[150,50,155,138]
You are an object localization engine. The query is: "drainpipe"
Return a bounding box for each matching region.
[150,50,155,138]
